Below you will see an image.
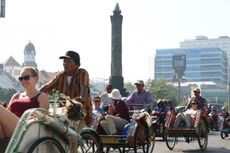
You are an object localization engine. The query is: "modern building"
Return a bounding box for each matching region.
[180,36,230,62]
[155,48,228,103]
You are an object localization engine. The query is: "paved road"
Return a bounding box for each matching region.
[108,131,230,153]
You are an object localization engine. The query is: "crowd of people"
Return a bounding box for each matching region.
[1,50,230,152]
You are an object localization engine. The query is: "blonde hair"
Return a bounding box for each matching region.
[21,66,39,77]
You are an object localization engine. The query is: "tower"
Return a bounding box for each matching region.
[22,41,37,67]
[109,3,127,96]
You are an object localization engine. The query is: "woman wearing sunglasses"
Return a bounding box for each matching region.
[0,66,49,139]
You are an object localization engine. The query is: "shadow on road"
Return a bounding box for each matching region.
[182,147,230,153]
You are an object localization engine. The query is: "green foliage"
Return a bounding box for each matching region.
[145,79,178,106]
[124,81,134,94]
[0,87,17,104]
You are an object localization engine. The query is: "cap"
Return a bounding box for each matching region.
[134,80,144,85]
[108,89,122,100]
[59,50,80,66]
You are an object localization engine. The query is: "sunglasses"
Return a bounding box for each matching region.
[18,75,31,81]
[94,100,100,103]
[191,103,198,105]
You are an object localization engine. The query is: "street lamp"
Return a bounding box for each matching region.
[172,55,186,103]
[0,0,5,18]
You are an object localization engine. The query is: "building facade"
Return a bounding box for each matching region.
[4,56,21,79]
[155,48,228,103]
[180,36,230,62]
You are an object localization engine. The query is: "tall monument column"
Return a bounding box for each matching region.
[109,3,127,96]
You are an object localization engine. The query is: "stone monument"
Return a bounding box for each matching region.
[109,3,128,96]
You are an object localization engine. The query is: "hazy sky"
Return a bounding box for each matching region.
[0,0,230,82]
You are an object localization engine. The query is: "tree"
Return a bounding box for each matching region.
[145,79,178,106]
[0,87,17,104]
[124,81,134,95]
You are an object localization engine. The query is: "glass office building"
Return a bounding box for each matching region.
[155,48,228,102]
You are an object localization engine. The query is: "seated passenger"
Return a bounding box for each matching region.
[173,100,199,128]
[91,96,105,129]
[0,67,49,139]
[100,89,130,135]
[99,84,113,111]
[92,96,104,116]
[153,99,166,123]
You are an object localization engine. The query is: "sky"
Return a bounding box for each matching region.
[0,0,230,82]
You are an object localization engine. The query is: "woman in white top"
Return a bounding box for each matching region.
[173,100,199,128]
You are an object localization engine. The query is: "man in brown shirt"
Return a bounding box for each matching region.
[40,50,92,126]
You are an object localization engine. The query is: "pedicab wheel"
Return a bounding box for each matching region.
[80,128,103,153]
[27,137,65,153]
[133,124,150,153]
[198,123,208,151]
[220,131,226,139]
[149,130,156,153]
[165,130,176,150]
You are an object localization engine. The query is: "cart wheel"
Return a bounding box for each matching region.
[27,137,65,153]
[80,128,103,153]
[198,123,208,151]
[149,130,155,153]
[165,130,176,150]
[133,124,149,153]
[220,131,226,139]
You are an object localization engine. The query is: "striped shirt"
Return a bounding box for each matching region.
[40,68,92,125]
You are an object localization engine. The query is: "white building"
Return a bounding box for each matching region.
[4,56,21,79]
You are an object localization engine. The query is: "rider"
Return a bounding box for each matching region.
[185,87,208,111]
[39,50,92,126]
[209,105,218,129]
[126,80,154,112]
[39,51,92,153]
[219,106,230,127]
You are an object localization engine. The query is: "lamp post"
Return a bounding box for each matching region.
[0,0,5,18]
[172,55,186,103]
